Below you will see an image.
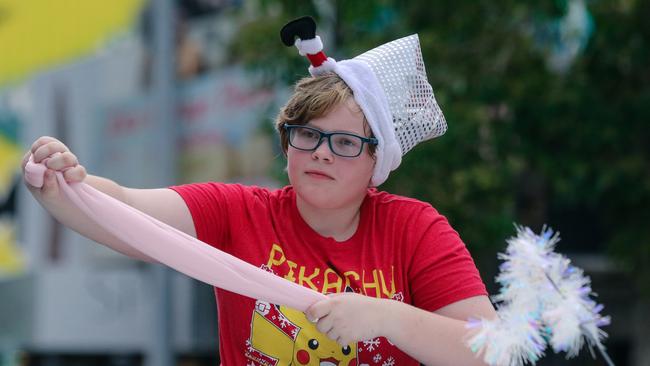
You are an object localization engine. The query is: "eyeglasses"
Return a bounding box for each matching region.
[284,124,378,158]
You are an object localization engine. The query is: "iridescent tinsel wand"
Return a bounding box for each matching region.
[466,226,613,366]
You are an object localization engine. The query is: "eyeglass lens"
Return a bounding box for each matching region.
[290,127,364,157]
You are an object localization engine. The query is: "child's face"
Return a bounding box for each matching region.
[287,98,375,210]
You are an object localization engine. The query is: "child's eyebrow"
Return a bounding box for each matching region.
[305,122,362,135]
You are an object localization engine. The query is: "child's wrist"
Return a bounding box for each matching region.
[376,298,406,342]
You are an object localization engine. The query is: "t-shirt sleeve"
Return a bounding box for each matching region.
[169,182,251,251]
[408,206,488,312]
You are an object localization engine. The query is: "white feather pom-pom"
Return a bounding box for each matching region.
[466,225,612,366]
[467,304,546,366]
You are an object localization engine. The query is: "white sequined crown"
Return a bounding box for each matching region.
[354,35,447,155]
[284,16,447,185]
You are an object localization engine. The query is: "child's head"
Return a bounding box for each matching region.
[281,17,447,187]
[276,74,378,209]
[275,73,376,158]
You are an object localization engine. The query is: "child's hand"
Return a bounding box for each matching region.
[22,136,87,196]
[306,292,387,346]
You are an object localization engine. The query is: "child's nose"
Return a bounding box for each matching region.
[311,138,334,160]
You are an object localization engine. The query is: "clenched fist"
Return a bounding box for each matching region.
[22,136,86,197]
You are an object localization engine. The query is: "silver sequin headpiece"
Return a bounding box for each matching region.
[282,17,447,186]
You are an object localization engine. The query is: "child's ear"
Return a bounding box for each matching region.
[368,156,376,187]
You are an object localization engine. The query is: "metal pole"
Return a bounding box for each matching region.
[149,0,176,365]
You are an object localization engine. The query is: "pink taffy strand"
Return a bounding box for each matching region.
[24,155,326,311]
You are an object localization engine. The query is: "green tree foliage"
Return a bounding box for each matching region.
[229,0,650,291]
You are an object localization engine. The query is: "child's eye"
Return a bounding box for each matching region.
[308,339,319,350]
[298,129,318,139]
[335,137,359,147]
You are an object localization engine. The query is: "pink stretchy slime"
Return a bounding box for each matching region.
[25,156,326,311]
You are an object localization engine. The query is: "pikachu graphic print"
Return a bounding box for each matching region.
[246,300,357,366]
[242,242,406,365]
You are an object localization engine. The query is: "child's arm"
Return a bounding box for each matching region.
[22,136,196,261]
[307,293,495,366]
[382,295,494,365]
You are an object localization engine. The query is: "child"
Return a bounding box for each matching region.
[23,17,495,366]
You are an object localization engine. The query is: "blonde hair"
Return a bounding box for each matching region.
[275,73,376,156]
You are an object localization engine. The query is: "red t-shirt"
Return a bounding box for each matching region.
[170,183,487,366]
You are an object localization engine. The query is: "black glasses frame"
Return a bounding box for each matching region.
[284,124,378,157]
